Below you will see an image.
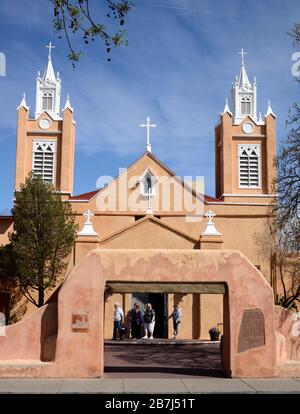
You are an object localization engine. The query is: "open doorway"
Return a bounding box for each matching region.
[132,293,167,338]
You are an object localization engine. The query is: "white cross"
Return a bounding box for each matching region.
[140,116,156,153]
[45,42,55,59]
[205,210,216,224]
[238,48,247,66]
[83,209,94,224]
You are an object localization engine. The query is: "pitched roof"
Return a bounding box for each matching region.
[204,194,222,203]
[69,190,100,201]
[68,151,223,204]
[69,189,221,203]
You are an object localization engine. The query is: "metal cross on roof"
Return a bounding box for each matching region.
[140,116,156,153]
[239,48,247,66]
[45,42,55,59]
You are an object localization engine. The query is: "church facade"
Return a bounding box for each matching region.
[0,45,277,340]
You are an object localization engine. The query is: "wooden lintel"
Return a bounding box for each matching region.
[106,282,226,295]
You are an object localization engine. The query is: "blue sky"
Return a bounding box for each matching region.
[0,0,299,211]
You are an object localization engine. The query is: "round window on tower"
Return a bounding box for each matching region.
[39,118,51,130]
[242,122,254,134]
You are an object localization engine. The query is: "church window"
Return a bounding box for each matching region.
[140,169,156,196]
[238,144,260,188]
[240,95,251,115]
[146,175,152,194]
[32,140,56,184]
[42,91,54,111]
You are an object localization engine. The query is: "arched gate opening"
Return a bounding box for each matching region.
[104,281,229,378]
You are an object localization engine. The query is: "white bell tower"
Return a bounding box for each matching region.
[231,49,257,124]
[35,42,61,119]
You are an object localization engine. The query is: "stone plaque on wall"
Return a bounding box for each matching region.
[238,309,265,353]
[71,311,89,333]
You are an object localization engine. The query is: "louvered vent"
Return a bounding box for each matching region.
[238,145,260,188]
[32,141,56,184]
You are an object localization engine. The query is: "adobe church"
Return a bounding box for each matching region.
[0,45,277,341]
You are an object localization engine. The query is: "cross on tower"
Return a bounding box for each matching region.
[140,116,157,153]
[238,48,247,66]
[45,42,55,59]
[205,209,216,224]
[83,209,94,224]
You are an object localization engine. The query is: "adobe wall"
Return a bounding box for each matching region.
[0,249,290,378]
[0,302,57,360]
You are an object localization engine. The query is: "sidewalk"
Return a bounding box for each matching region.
[0,378,299,394]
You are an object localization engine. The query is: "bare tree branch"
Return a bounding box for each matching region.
[51,0,135,65]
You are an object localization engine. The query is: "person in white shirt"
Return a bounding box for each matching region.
[113,303,124,340]
[142,303,155,339]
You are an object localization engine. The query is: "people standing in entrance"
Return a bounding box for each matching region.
[130,303,143,340]
[168,304,182,339]
[113,302,124,340]
[142,303,155,339]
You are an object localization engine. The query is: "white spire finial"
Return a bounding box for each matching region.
[239,48,247,66]
[258,112,264,125]
[201,210,222,236]
[17,92,29,111]
[63,94,73,112]
[36,42,61,119]
[140,116,157,153]
[78,210,98,236]
[222,98,232,115]
[265,100,276,118]
[237,49,251,89]
[232,49,257,123]
[45,42,55,60]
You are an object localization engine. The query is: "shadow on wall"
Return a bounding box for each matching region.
[40,302,58,362]
[173,293,185,307]
[9,288,28,324]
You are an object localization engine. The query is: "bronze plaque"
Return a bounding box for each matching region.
[71,312,89,333]
[238,309,265,353]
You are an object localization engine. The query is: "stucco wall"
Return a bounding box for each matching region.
[0,249,287,378]
[200,294,223,340]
